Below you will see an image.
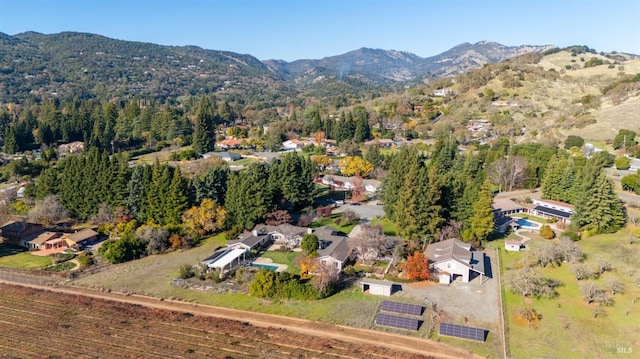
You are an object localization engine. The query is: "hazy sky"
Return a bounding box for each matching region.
[1,0,638,61]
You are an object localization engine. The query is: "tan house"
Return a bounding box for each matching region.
[61,228,99,248]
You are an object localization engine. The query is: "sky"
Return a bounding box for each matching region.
[1,0,638,61]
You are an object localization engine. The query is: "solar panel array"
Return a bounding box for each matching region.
[375,313,421,331]
[439,323,487,342]
[381,301,423,316]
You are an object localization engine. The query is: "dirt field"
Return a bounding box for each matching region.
[0,280,480,359]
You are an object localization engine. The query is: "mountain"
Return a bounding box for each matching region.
[0,32,554,103]
[0,31,290,103]
[264,41,555,87]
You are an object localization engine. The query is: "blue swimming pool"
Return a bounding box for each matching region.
[515,218,540,228]
[250,263,279,271]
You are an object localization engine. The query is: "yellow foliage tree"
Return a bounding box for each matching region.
[311,154,332,170]
[299,255,317,279]
[182,198,227,239]
[339,156,374,177]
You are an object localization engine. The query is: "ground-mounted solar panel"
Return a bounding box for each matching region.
[439,323,487,342]
[375,313,421,331]
[381,301,423,316]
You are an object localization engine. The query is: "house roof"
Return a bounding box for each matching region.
[317,236,351,263]
[535,198,574,210]
[505,240,522,246]
[492,198,524,213]
[470,251,485,275]
[202,247,246,269]
[29,231,62,245]
[359,278,394,288]
[218,139,243,147]
[426,238,472,265]
[534,206,571,219]
[234,232,270,249]
[254,223,308,237]
[63,228,98,244]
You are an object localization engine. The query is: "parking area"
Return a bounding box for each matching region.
[333,202,385,220]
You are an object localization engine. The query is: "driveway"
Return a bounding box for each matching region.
[333,202,385,220]
[394,251,500,325]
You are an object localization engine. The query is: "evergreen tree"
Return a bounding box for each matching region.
[192,96,217,154]
[572,170,625,234]
[354,114,371,143]
[125,165,147,220]
[469,179,495,244]
[3,126,17,154]
[381,146,420,221]
[191,167,230,205]
[395,160,420,239]
[225,163,272,229]
[35,167,60,200]
[414,167,444,247]
[165,167,189,226]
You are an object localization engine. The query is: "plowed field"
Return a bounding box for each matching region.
[0,283,432,359]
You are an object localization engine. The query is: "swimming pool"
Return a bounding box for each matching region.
[515,218,540,228]
[250,263,279,271]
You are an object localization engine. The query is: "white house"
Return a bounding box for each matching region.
[425,238,486,284]
[359,278,394,296]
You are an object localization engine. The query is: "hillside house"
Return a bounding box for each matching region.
[426,238,486,284]
[61,228,99,249]
[217,138,243,150]
[26,231,62,250]
[57,141,84,156]
[1,220,44,246]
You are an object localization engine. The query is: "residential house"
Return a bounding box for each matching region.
[57,141,84,156]
[27,231,62,250]
[218,138,243,150]
[531,199,573,224]
[425,238,486,284]
[61,228,99,249]
[313,226,353,272]
[0,220,44,246]
[202,151,242,162]
[282,139,312,151]
[321,175,381,193]
[363,138,394,148]
[492,197,525,233]
[432,88,453,97]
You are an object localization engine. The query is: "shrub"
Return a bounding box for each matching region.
[561,231,580,241]
[178,264,195,279]
[77,252,94,268]
[540,224,555,239]
[515,307,542,327]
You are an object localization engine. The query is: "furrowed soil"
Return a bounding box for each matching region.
[0,281,478,359]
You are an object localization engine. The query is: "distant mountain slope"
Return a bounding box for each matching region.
[264,41,555,86]
[0,31,287,103]
[0,32,555,103]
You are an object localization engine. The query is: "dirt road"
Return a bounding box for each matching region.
[0,278,479,359]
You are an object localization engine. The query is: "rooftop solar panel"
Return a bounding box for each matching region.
[381,301,423,316]
[439,323,487,342]
[375,313,421,331]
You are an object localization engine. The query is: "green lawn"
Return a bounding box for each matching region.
[498,228,640,358]
[0,244,53,269]
[258,251,301,274]
[311,214,356,235]
[370,217,397,236]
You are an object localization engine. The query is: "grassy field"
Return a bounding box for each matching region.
[0,244,52,269]
[370,217,398,236]
[259,250,301,274]
[495,228,640,358]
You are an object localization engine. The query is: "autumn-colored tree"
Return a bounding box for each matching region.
[405,252,430,280]
[182,198,227,240]
[540,224,555,239]
[313,131,326,146]
[311,154,332,171]
[299,255,317,278]
[350,174,366,202]
[339,156,374,177]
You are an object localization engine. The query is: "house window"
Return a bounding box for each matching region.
[447,263,451,268]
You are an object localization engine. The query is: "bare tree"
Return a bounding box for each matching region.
[488,156,528,192]
[135,225,170,255]
[572,264,594,280]
[28,195,68,226]
[505,266,560,298]
[90,203,114,225]
[581,282,613,306]
[312,262,340,293]
[595,255,613,275]
[556,238,584,263]
[353,224,397,264]
[604,277,626,295]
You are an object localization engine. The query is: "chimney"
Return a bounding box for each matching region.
[252,229,258,236]
[307,228,313,234]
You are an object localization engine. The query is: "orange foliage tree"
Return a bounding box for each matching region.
[405,252,430,280]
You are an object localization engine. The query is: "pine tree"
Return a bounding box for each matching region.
[192,96,216,154]
[414,167,444,248]
[572,170,625,234]
[395,160,420,239]
[470,179,495,244]
[381,146,421,221]
[226,163,272,229]
[165,167,189,226]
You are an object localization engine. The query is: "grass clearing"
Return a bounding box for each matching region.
[498,228,640,358]
[258,251,301,274]
[0,244,53,269]
[371,217,397,236]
